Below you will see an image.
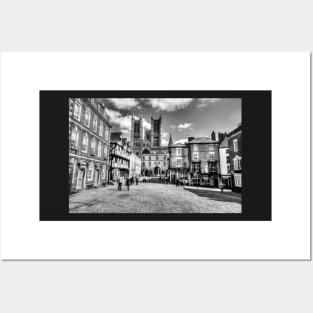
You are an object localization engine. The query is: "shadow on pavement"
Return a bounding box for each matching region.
[185,189,242,204]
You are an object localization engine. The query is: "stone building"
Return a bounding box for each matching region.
[109,132,131,181]
[130,112,168,176]
[228,124,242,192]
[188,131,221,187]
[168,136,190,183]
[69,98,111,193]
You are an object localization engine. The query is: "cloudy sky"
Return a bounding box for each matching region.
[100,98,241,145]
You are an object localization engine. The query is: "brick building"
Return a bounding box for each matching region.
[69,98,111,193]
[228,124,242,192]
[109,132,131,181]
[188,131,221,187]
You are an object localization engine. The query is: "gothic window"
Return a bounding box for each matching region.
[233,155,242,170]
[233,139,238,152]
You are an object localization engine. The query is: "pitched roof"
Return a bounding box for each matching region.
[219,136,228,148]
[188,137,217,144]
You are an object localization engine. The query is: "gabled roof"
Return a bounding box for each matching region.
[219,136,228,148]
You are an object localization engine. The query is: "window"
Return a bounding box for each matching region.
[209,163,216,172]
[193,152,198,160]
[233,139,238,152]
[97,142,102,157]
[234,174,242,187]
[73,101,81,120]
[82,133,88,153]
[70,127,79,149]
[226,155,230,163]
[227,164,231,174]
[192,162,200,172]
[209,152,215,161]
[92,116,98,132]
[99,121,103,137]
[176,148,181,156]
[104,125,109,141]
[103,144,107,159]
[84,108,90,126]
[233,156,242,170]
[177,159,182,167]
[91,137,96,155]
[87,162,94,180]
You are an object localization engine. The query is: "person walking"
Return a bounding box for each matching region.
[136,176,138,185]
[176,179,179,187]
[117,177,120,191]
[126,177,130,191]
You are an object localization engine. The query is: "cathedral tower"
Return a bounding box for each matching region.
[151,113,162,147]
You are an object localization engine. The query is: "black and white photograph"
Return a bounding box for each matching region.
[68,98,242,214]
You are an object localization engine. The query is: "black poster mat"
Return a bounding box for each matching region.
[40,91,271,221]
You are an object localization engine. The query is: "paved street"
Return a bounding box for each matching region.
[69,182,241,214]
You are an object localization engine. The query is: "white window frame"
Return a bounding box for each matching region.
[92,116,98,132]
[91,137,96,155]
[71,126,79,148]
[176,148,182,156]
[233,139,238,152]
[233,155,242,170]
[193,152,198,160]
[73,101,81,121]
[82,133,88,153]
[176,158,182,167]
[209,151,215,161]
[97,142,102,157]
[99,121,103,137]
[84,108,90,127]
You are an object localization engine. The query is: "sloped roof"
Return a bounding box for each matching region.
[188,137,217,144]
[219,136,228,148]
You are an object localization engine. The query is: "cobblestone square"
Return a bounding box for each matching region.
[69,182,241,214]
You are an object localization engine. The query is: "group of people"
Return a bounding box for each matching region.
[116,176,139,191]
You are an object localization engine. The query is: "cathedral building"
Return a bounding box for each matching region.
[130,112,168,176]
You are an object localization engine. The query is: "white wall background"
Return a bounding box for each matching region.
[0,1,312,313]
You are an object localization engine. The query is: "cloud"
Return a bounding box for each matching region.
[149,98,193,112]
[143,118,151,130]
[170,125,177,130]
[177,123,192,132]
[107,98,139,110]
[161,130,170,146]
[197,98,221,108]
[174,138,188,144]
[105,109,132,132]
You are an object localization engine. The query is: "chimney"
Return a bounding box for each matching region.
[211,131,216,141]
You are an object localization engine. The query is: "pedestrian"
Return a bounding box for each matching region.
[136,176,138,185]
[117,177,121,191]
[126,177,130,191]
[176,179,179,187]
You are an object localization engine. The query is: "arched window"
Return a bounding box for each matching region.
[91,137,96,155]
[84,108,90,127]
[99,121,103,137]
[97,142,102,157]
[92,116,98,132]
[233,155,242,170]
[87,162,94,180]
[82,133,88,153]
[73,101,81,120]
[70,126,79,149]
